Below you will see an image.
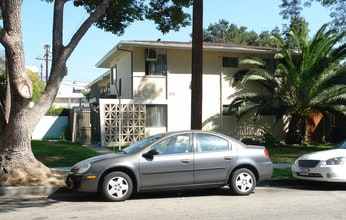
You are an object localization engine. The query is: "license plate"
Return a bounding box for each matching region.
[300,168,309,176]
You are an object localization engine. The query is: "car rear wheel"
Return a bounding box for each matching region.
[229,168,256,195]
[101,171,133,201]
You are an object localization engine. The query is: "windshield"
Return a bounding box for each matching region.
[122,134,164,153]
[336,140,346,149]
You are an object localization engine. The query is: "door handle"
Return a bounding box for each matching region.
[224,156,233,160]
[181,159,191,163]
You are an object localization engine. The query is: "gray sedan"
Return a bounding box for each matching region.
[65,130,273,201]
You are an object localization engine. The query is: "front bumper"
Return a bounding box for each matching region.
[65,173,99,192]
[291,164,346,182]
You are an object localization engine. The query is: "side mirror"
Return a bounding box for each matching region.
[142,149,159,159]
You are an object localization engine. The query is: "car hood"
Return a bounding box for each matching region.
[298,149,346,160]
[74,153,124,167]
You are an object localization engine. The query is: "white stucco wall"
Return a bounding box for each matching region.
[32,116,68,139]
[97,44,286,146]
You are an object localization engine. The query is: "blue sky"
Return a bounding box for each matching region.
[22,1,331,83]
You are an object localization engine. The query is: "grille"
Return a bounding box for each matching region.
[296,172,323,177]
[298,160,320,168]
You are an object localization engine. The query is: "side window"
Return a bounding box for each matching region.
[196,134,229,152]
[151,134,191,155]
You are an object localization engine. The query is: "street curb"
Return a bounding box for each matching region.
[0,179,296,196]
[0,185,62,196]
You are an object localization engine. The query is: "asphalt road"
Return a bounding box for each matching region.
[1,180,346,220]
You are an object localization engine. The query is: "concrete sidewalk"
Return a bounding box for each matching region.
[85,144,113,154]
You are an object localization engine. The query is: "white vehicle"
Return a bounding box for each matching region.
[292,140,346,182]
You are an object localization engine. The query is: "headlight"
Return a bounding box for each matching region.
[324,157,346,165]
[77,163,91,174]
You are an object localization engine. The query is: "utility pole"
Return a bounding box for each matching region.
[36,44,51,82]
[40,64,43,81]
[191,0,203,130]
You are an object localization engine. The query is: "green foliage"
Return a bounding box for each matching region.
[203,19,280,47]
[45,106,69,116]
[280,0,346,33]
[273,168,292,179]
[28,70,45,103]
[230,23,346,144]
[261,131,280,148]
[73,0,192,35]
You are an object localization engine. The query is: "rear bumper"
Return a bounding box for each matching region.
[257,162,274,182]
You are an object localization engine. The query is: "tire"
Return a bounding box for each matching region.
[229,168,256,195]
[101,171,133,202]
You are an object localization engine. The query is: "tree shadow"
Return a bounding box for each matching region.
[0,194,58,213]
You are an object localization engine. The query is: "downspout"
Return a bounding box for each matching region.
[116,46,133,99]
[115,46,133,150]
[219,51,223,133]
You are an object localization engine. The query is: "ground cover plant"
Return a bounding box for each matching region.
[32,140,98,168]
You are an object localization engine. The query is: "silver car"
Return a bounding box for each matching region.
[65,130,273,201]
[291,140,346,182]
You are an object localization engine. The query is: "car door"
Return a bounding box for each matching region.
[193,133,237,184]
[138,133,194,188]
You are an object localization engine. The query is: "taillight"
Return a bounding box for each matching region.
[264,149,270,158]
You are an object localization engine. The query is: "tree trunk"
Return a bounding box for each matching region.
[306,112,324,144]
[0,112,64,186]
[0,0,64,186]
[286,115,306,145]
[0,137,64,186]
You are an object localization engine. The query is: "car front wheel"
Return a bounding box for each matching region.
[101,171,133,201]
[229,168,256,195]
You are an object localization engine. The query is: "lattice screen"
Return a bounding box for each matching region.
[104,104,146,146]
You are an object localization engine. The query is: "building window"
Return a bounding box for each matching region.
[222,57,238,68]
[146,105,167,127]
[145,54,167,76]
[111,66,117,85]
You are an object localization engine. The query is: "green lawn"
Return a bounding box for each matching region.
[267,144,333,163]
[32,140,337,178]
[32,140,99,167]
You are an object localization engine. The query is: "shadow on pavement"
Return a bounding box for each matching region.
[49,187,237,202]
[45,179,346,202]
[259,178,346,191]
[48,187,104,202]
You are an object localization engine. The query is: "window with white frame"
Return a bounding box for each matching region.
[146,105,167,127]
[145,54,167,76]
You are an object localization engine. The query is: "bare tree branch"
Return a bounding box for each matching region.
[64,0,111,61]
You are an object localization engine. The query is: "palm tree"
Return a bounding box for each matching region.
[230,23,346,144]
